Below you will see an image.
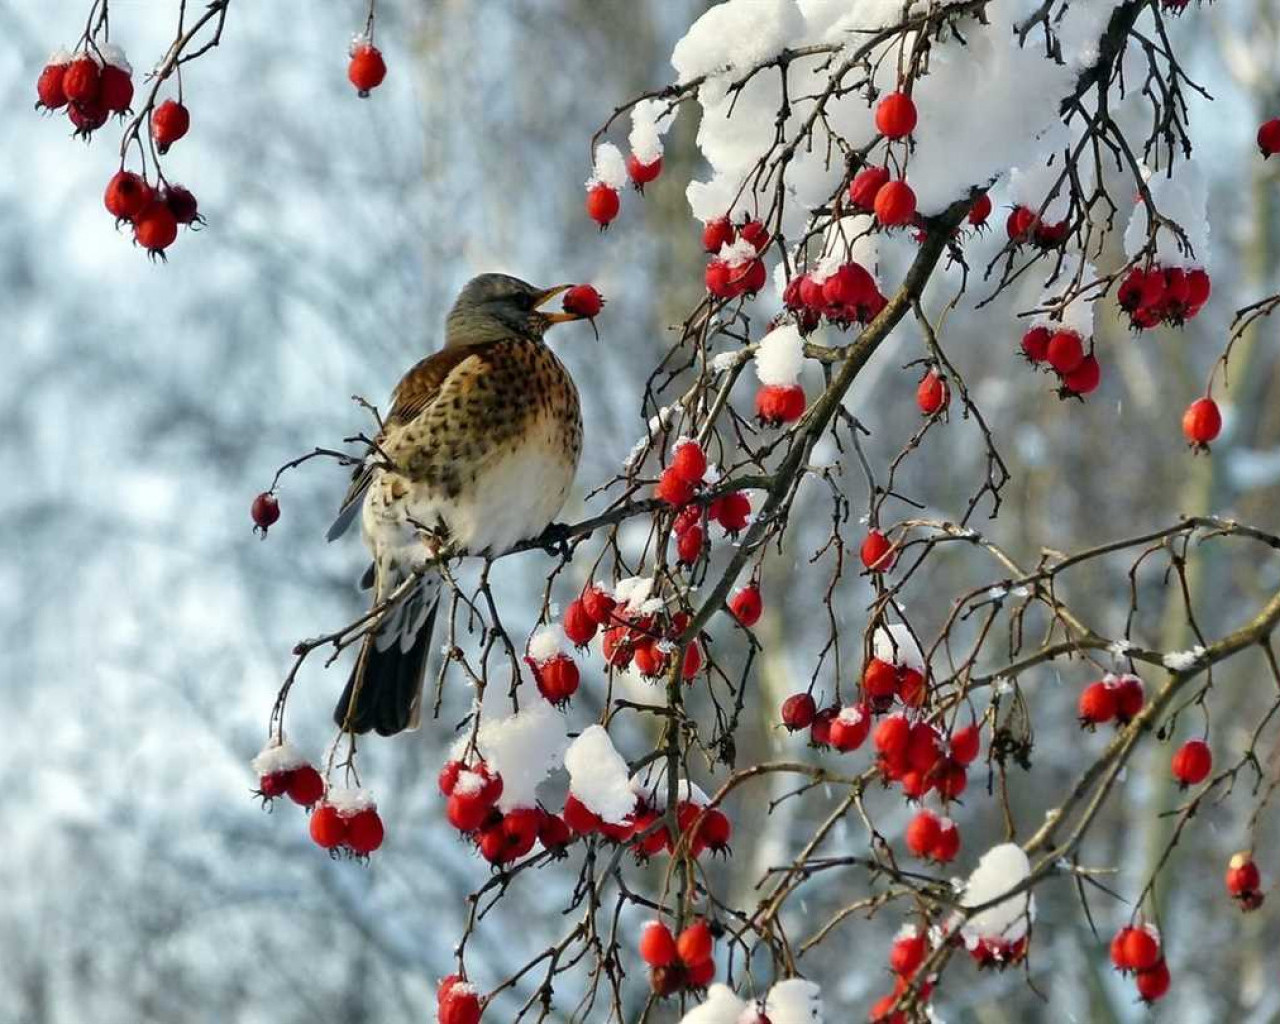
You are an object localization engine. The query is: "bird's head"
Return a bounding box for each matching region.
[445,273,583,348]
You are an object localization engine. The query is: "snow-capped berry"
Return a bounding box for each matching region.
[916,369,949,415]
[134,200,179,254]
[860,530,896,572]
[533,653,579,704]
[862,658,898,702]
[563,284,604,318]
[905,810,941,858]
[100,63,133,113]
[889,927,927,976]
[632,641,670,679]
[103,170,151,222]
[729,584,763,627]
[676,524,705,566]
[251,491,280,534]
[655,466,696,506]
[62,55,101,104]
[809,705,838,748]
[969,192,993,226]
[286,765,325,807]
[671,439,707,485]
[1171,739,1212,787]
[585,183,620,227]
[640,920,678,967]
[258,771,291,799]
[309,804,348,849]
[874,180,916,227]
[1045,330,1084,375]
[1183,397,1222,448]
[849,166,891,211]
[1122,925,1161,972]
[627,152,663,188]
[711,491,751,534]
[347,43,387,96]
[581,584,616,625]
[438,981,482,1024]
[1258,118,1280,158]
[563,600,598,647]
[676,919,714,966]
[346,808,385,854]
[781,692,818,731]
[875,91,917,139]
[1020,325,1051,363]
[438,759,464,796]
[1061,354,1100,397]
[932,817,961,863]
[1078,681,1117,728]
[702,216,735,253]
[738,219,771,252]
[756,384,806,426]
[1226,851,1263,909]
[151,99,190,154]
[1111,674,1145,723]
[705,259,735,298]
[561,793,603,835]
[164,185,200,226]
[1136,960,1170,1004]
[36,56,70,110]
[829,705,870,751]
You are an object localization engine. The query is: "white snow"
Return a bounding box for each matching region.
[452,768,487,798]
[836,705,865,728]
[678,984,749,1023]
[1162,647,1206,672]
[958,843,1036,945]
[1108,639,1133,659]
[527,624,569,665]
[47,47,73,66]
[1124,162,1210,269]
[764,977,824,1024]
[873,623,925,673]
[755,324,805,386]
[614,576,656,614]
[326,786,376,817]
[719,237,760,267]
[564,726,637,824]
[629,99,670,165]
[1031,260,1097,338]
[670,0,803,84]
[470,702,569,812]
[588,143,629,191]
[712,350,744,373]
[250,739,308,776]
[98,43,131,73]
[630,767,710,809]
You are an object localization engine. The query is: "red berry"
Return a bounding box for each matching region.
[1020,325,1051,362]
[103,170,151,222]
[286,765,325,807]
[563,599,597,647]
[655,466,696,506]
[640,920,678,967]
[698,808,732,854]
[438,982,482,1024]
[1061,354,1100,397]
[438,759,464,796]
[62,56,101,104]
[711,491,751,534]
[702,216,735,254]
[1121,925,1160,972]
[347,808,385,854]
[1259,118,1280,158]
[949,724,981,765]
[1078,680,1117,728]
[671,440,707,485]
[534,653,580,704]
[562,793,603,835]
[916,369,949,415]
[738,219,771,252]
[100,64,133,113]
[563,284,604,318]
[874,180,917,227]
[68,97,108,135]
[1045,330,1084,375]
[251,491,280,533]
[676,919,714,967]
[729,584,762,627]
[537,810,572,851]
[1187,268,1211,307]
[682,640,704,679]
[905,810,941,858]
[632,641,670,679]
[756,384,806,426]
[164,185,200,226]
[1171,738,1211,787]
[969,192,993,226]
[581,585,616,626]
[860,530,896,572]
[1111,674,1145,723]
[1136,959,1170,1003]
[134,200,179,254]
[1226,851,1263,908]
[1110,926,1139,972]
[258,770,291,799]
[907,722,941,775]
[586,183,620,227]
[347,43,387,96]
[849,166,891,211]
[447,791,491,834]
[150,99,190,154]
[875,91,917,139]
[781,692,818,731]
[1182,397,1222,448]
[627,152,663,187]
[809,705,838,748]
[874,713,911,762]
[1006,205,1039,243]
[931,817,961,862]
[862,658,898,702]
[898,667,925,707]
[889,928,927,975]
[36,60,69,110]
[309,804,348,849]
[829,705,870,752]
[685,955,715,989]
[676,524,705,566]
[502,807,541,855]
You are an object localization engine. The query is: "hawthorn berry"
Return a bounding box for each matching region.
[1109,926,1139,972]
[1182,396,1221,449]
[829,705,870,752]
[68,97,108,136]
[1258,118,1280,158]
[640,920,678,967]
[968,192,993,226]
[671,439,707,485]
[309,804,348,849]
[916,369,949,416]
[1187,267,1211,308]
[1226,851,1264,910]
[932,817,961,862]
[164,185,201,226]
[705,259,734,298]
[905,810,941,858]
[1078,680,1117,728]
[103,170,151,222]
[581,584,616,625]
[655,466,696,506]
[286,765,325,807]
[809,706,838,748]
[702,216,735,254]
[632,641,670,679]
[438,980,482,1024]
[729,584,763,627]
[1111,674,1145,723]
[738,219,771,252]
[676,919,714,967]
[862,658,898,703]
[251,491,280,535]
[627,152,663,188]
[1045,330,1084,375]
[1060,354,1100,398]
[438,759,464,796]
[756,384,806,425]
[1171,738,1212,788]
[447,789,494,833]
[537,810,572,853]
[347,42,387,96]
[36,55,70,110]
[257,771,290,800]
[781,693,817,730]
[100,62,133,114]
[1020,325,1051,363]
[697,807,732,854]
[675,523,705,566]
[531,652,579,704]
[874,180,917,227]
[907,722,942,775]
[1135,959,1170,1003]
[849,166,891,211]
[874,714,911,764]
[949,723,981,765]
[711,491,751,534]
[1121,924,1161,972]
[562,599,598,647]
[889,927,927,976]
[585,183,620,228]
[562,283,604,318]
[135,199,179,255]
[346,807,385,855]
[685,956,715,989]
[860,530,896,573]
[875,91,917,139]
[562,793,603,835]
[62,55,101,105]
[1006,205,1039,243]
[151,99,190,154]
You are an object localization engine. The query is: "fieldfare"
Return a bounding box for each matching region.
[327,273,587,735]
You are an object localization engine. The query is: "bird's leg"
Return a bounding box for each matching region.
[536,521,573,560]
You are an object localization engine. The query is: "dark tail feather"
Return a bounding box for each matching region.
[334,590,439,737]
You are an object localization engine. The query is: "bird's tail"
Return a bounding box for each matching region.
[334,571,441,737]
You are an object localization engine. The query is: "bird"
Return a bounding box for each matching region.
[327,273,588,736]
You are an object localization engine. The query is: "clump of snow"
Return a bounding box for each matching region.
[98,43,131,72]
[527,624,569,665]
[764,977,824,1024]
[471,702,569,812]
[630,767,710,809]
[958,843,1036,945]
[712,350,744,373]
[588,143,629,191]
[1163,646,1206,672]
[250,739,308,776]
[615,576,656,614]
[629,99,670,165]
[756,324,805,386]
[47,47,73,66]
[565,726,637,823]
[452,768,488,798]
[836,706,866,728]
[326,786,377,817]
[1124,162,1210,268]
[1030,261,1097,338]
[678,984,749,1023]
[873,624,925,673]
[671,0,803,84]
[1108,639,1134,660]
[719,237,760,268]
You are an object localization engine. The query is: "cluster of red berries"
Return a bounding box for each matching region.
[848,163,919,229]
[104,170,201,256]
[904,809,961,863]
[436,975,483,1024]
[584,151,663,228]
[440,760,567,865]
[1182,396,1222,451]
[1225,851,1265,911]
[36,48,133,136]
[873,715,979,802]
[1006,205,1070,249]
[703,217,771,299]
[309,793,386,857]
[1117,264,1211,329]
[1258,118,1280,158]
[1077,673,1145,729]
[562,585,705,680]
[1109,923,1170,1004]
[1169,738,1212,788]
[256,759,324,807]
[966,932,1029,970]
[251,491,281,536]
[638,918,717,997]
[868,925,936,1023]
[915,369,950,417]
[783,261,888,334]
[1019,325,1100,398]
[566,792,731,862]
[654,437,709,507]
[347,39,387,97]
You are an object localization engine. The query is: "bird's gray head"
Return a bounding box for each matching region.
[444,273,582,348]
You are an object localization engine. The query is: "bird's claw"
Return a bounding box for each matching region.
[538,521,573,559]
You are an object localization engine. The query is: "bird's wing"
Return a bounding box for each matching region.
[326,345,492,542]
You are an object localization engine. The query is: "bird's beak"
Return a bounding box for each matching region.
[534,284,582,323]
